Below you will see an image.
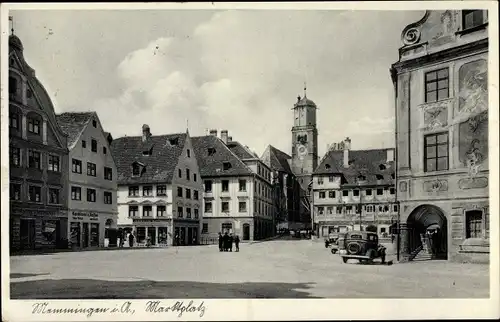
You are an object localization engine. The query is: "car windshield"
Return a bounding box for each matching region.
[367,234,378,241]
[349,234,362,239]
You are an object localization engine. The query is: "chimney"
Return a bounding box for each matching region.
[387,149,394,162]
[221,130,228,145]
[209,129,218,137]
[343,137,351,168]
[228,136,233,142]
[142,124,151,142]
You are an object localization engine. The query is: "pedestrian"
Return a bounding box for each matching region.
[175,234,180,246]
[218,232,223,252]
[119,230,124,248]
[223,232,229,251]
[235,235,240,252]
[229,233,234,252]
[128,231,135,248]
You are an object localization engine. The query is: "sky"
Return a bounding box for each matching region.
[10,9,424,158]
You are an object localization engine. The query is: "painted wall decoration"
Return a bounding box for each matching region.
[458,60,488,115]
[424,103,448,131]
[458,177,488,190]
[423,179,448,192]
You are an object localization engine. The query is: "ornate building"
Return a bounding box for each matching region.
[8,33,70,251]
[391,10,489,262]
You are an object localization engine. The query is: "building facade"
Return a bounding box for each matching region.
[56,112,118,248]
[391,10,489,262]
[8,34,70,251]
[192,130,275,241]
[312,138,397,238]
[112,125,203,246]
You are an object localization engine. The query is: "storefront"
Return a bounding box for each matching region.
[131,218,171,246]
[173,219,200,246]
[68,211,117,249]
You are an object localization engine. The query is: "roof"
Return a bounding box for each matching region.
[261,145,293,174]
[314,148,395,186]
[226,141,258,159]
[56,112,95,148]
[111,133,187,185]
[191,135,253,178]
[294,95,316,108]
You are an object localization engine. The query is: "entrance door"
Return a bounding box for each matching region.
[192,228,198,245]
[82,223,89,248]
[20,219,36,250]
[243,224,250,240]
[187,227,193,245]
[180,227,186,246]
[148,227,156,245]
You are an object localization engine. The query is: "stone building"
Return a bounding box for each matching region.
[192,130,275,241]
[312,138,397,238]
[391,10,489,262]
[111,125,203,246]
[8,33,70,251]
[56,112,118,248]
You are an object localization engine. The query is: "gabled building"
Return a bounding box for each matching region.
[192,130,274,241]
[261,145,302,231]
[8,33,70,251]
[111,125,203,246]
[391,10,489,262]
[312,138,397,238]
[56,112,118,249]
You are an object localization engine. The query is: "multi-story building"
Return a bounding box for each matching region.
[56,112,118,248]
[192,130,274,241]
[111,125,203,246]
[312,138,397,238]
[391,10,489,262]
[261,145,302,231]
[8,33,70,251]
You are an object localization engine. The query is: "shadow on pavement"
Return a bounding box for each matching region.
[10,273,50,279]
[11,279,320,299]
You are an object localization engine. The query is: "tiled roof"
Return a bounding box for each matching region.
[227,141,257,159]
[56,112,95,149]
[314,148,395,186]
[261,145,293,174]
[191,135,253,178]
[111,133,187,185]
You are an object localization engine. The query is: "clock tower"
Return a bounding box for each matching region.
[291,87,318,192]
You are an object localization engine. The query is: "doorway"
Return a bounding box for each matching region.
[243,224,250,240]
[82,223,89,248]
[20,219,36,250]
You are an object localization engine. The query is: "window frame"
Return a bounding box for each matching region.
[10,183,22,201]
[128,205,139,218]
[239,179,247,192]
[425,68,449,103]
[87,188,96,202]
[9,112,19,129]
[104,191,113,204]
[462,10,485,30]
[91,139,98,152]
[221,201,229,212]
[205,180,213,193]
[143,185,153,197]
[28,185,42,203]
[104,167,113,180]
[27,117,41,135]
[72,159,82,174]
[424,132,449,172]
[48,188,60,204]
[48,154,60,172]
[128,186,139,197]
[10,146,21,167]
[465,210,483,239]
[221,180,229,192]
[28,149,41,170]
[143,205,152,217]
[71,186,82,200]
[239,201,247,212]
[205,201,213,213]
[157,205,166,217]
[157,185,167,196]
[87,162,97,177]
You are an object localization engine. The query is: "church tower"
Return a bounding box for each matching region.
[291,86,318,192]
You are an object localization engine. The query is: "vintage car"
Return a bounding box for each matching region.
[325,234,341,254]
[338,230,386,264]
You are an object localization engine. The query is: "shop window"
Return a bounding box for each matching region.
[28,150,41,169]
[425,68,449,103]
[128,205,139,217]
[71,186,81,200]
[136,227,146,244]
[104,191,112,204]
[466,210,483,238]
[157,185,167,196]
[222,180,229,192]
[10,146,20,166]
[463,10,484,30]
[28,185,41,202]
[90,223,99,247]
[425,132,449,172]
[143,206,152,217]
[104,167,113,180]
[158,227,168,244]
[239,201,247,212]
[205,180,212,193]
[48,188,60,204]
[143,186,153,197]
[202,223,208,233]
[72,159,82,174]
[48,155,60,172]
[42,220,58,245]
[87,188,96,202]
[10,183,21,201]
[91,139,98,152]
[205,201,212,213]
[87,162,97,176]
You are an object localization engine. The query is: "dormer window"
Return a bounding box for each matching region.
[92,120,97,128]
[132,163,141,176]
[391,173,395,180]
[463,10,485,30]
[208,147,216,156]
[357,175,366,181]
[223,162,232,171]
[325,164,331,169]
[168,137,179,146]
[376,174,384,181]
[379,164,386,171]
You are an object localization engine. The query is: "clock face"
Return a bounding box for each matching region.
[297,144,308,158]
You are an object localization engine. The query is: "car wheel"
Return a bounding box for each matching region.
[342,257,348,263]
[331,249,337,254]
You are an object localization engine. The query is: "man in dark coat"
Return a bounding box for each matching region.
[223,232,229,251]
[128,231,135,248]
[218,232,223,252]
[234,235,240,252]
[229,234,234,252]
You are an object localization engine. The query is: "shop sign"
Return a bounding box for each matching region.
[72,211,99,221]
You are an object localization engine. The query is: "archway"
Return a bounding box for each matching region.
[243,224,250,241]
[406,205,448,260]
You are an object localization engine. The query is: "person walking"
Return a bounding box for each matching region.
[223,232,229,251]
[234,235,240,252]
[229,233,234,252]
[128,231,135,248]
[218,232,223,252]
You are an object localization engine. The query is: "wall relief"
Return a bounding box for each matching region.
[459,111,488,176]
[399,181,408,192]
[423,179,448,192]
[458,177,488,190]
[424,104,448,131]
[458,60,488,115]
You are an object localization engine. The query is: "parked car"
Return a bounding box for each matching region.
[338,230,386,264]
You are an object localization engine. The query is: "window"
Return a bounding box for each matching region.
[157,185,167,196]
[143,206,152,217]
[425,132,449,172]
[186,169,191,181]
[104,191,112,204]
[157,206,166,217]
[366,189,372,196]
[91,139,97,152]
[104,167,113,180]
[177,207,183,218]
[318,207,324,215]
[318,177,324,185]
[132,163,140,176]
[466,210,483,238]
[205,201,212,213]
[186,208,192,219]
[222,201,229,212]
[329,176,334,182]
[223,162,232,170]
[194,190,199,200]
[92,119,97,128]
[143,186,153,196]
[87,189,96,202]
[129,206,139,217]
[239,179,246,191]
[239,201,247,212]
[393,204,398,212]
[178,169,182,178]
[71,186,81,200]
[367,205,373,212]
[10,146,20,166]
[9,113,19,129]
[319,191,326,199]
[82,140,86,148]
[194,174,197,182]
[9,76,18,96]
[27,118,40,134]
[222,180,229,192]
[384,205,389,212]
[390,187,395,195]
[346,206,353,213]
[353,190,360,197]
[187,149,191,158]
[48,188,60,204]
[329,191,335,198]
[208,147,216,156]
[28,186,41,202]
[186,188,191,199]
[336,207,342,214]
[194,208,199,219]
[463,10,484,30]
[28,150,41,169]
[72,159,82,174]
[129,186,139,196]
[327,207,333,215]
[221,223,232,233]
[376,188,383,195]
[177,187,183,197]
[10,183,21,200]
[87,162,97,176]
[48,155,60,172]
[378,205,384,212]
[425,68,449,103]
[202,223,208,233]
[103,147,107,154]
[342,190,349,197]
[205,180,213,193]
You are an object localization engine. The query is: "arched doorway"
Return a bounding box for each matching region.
[406,205,448,260]
[243,224,250,240]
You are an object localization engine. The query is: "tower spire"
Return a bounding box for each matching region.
[303,81,307,98]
